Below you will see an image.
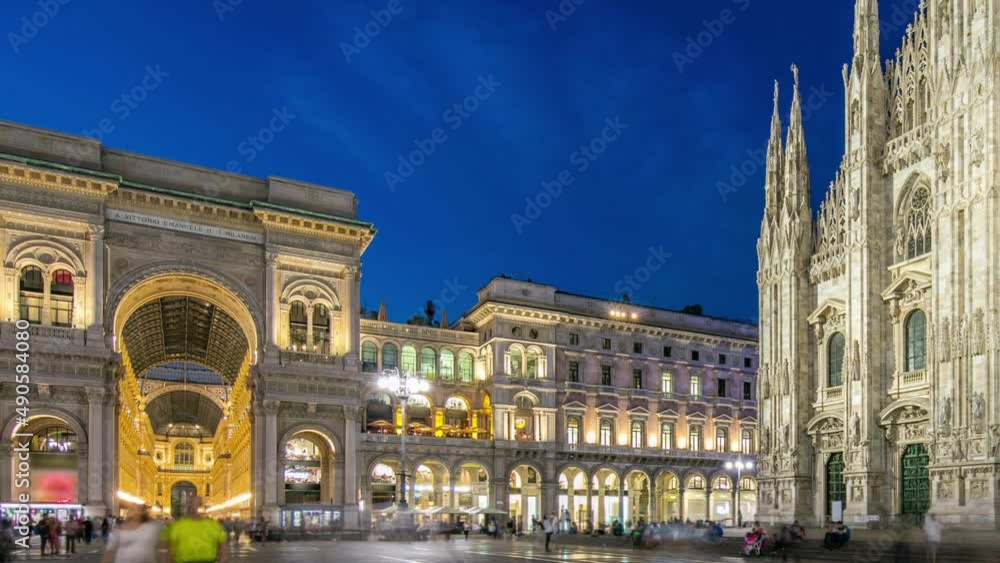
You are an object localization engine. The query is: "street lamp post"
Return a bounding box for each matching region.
[725,459,754,528]
[377,367,429,512]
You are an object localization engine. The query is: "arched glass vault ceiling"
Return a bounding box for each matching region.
[145,361,227,386]
[122,296,249,384]
[146,390,224,438]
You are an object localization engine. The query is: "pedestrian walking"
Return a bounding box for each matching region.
[37,517,49,557]
[65,518,79,554]
[162,496,228,563]
[543,513,555,552]
[101,504,161,563]
[85,518,94,544]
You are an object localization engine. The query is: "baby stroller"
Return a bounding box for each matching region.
[742,532,772,557]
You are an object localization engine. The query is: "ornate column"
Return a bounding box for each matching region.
[342,265,361,364]
[265,252,280,350]
[87,225,105,330]
[704,486,712,521]
[261,400,280,516]
[5,268,19,322]
[585,484,593,531]
[73,278,87,328]
[278,304,290,349]
[41,273,51,325]
[343,406,360,530]
[679,487,686,522]
[306,304,315,352]
[85,388,107,514]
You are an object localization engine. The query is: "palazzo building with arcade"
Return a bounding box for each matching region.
[0,119,758,534]
[757,0,1000,527]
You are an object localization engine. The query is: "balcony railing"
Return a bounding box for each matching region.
[0,322,86,345]
[900,370,928,387]
[278,349,342,367]
[820,386,844,404]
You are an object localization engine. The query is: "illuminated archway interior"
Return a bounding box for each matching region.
[115,284,256,519]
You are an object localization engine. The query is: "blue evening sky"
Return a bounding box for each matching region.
[2,0,917,324]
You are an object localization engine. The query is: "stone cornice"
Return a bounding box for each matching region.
[0,160,117,198]
[466,303,757,348]
[254,208,375,252]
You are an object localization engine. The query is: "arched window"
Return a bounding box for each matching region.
[740,477,757,492]
[174,443,195,466]
[514,396,535,441]
[361,342,378,373]
[401,346,417,372]
[440,350,455,381]
[900,185,932,260]
[30,426,77,453]
[284,436,324,504]
[713,476,732,491]
[741,430,753,454]
[526,349,540,378]
[716,427,729,453]
[312,304,330,353]
[50,269,74,327]
[444,396,469,427]
[365,393,393,428]
[420,347,436,379]
[19,266,43,323]
[906,311,927,372]
[458,352,474,383]
[631,420,645,449]
[599,419,613,447]
[660,422,673,450]
[289,302,308,350]
[510,348,523,377]
[566,416,580,445]
[828,333,846,387]
[690,426,702,452]
[382,343,398,370]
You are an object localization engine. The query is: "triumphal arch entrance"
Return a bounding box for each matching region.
[0,122,374,531]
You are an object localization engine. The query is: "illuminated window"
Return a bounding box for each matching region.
[660,423,673,450]
[361,342,378,373]
[567,417,580,445]
[526,349,540,378]
[30,426,76,453]
[510,348,523,377]
[440,350,455,381]
[458,352,474,382]
[420,347,437,379]
[690,375,701,397]
[630,421,645,449]
[19,266,43,323]
[174,443,195,466]
[312,304,330,352]
[289,302,308,349]
[661,372,673,394]
[383,343,398,370]
[401,346,417,372]
[742,430,754,454]
[50,270,74,328]
[716,427,729,452]
[690,426,702,452]
[599,419,613,447]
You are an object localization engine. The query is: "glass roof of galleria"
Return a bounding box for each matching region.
[145,362,226,386]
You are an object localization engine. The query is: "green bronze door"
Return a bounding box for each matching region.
[901,444,930,517]
[826,453,846,518]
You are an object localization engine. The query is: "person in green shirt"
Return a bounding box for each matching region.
[160,497,228,563]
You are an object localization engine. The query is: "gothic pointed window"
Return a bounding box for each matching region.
[899,185,932,260]
[828,333,846,387]
[906,311,927,372]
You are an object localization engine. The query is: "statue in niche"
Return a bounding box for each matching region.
[940,396,952,429]
[851,412,862,447]
[972,393,986,431]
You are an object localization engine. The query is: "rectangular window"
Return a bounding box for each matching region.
[691,350,700,362]
[51,297,73,327]
[567,418,580,445]
[633,342,643,354]
[602,338,612,350]
[743,381,753,400]
[660,423,673,450]
[719,354,727,365]
[690,427,702,452]
[663,346,672,358]
[631,422,645,449]
[568,361,580,383]
[599,421,613,447]
[716,429,729,453]
[569,333,580,346]
[690,375,701,397]
[632,369,643,390]
[744,357,753,369]
[20,294,42,323]
[661,372,673,394]
[601,365,612,386]
[717,378,728,398]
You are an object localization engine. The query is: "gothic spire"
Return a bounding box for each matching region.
[764,80,784,216]
[784,65,810,216]
[853,0,880,68]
